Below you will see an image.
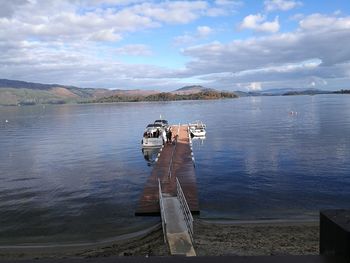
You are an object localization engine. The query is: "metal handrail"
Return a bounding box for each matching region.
[176,177,194,241]
[168,125,179,178]
[158,178,167,243]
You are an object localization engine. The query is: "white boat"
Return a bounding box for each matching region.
[154,119,169,129]
[141,123,166,147]
[189,121,206,137]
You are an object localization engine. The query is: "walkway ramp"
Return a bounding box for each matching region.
[162,195,196,256]
[159,177,196,256]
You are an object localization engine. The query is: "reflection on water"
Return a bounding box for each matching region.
[191,136,206,144]
[0,95,350,244]
[141,147,161,166]
[192,95,350,220]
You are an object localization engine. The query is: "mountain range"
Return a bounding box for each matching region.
[0,79,161,105]
[0,79,345,106]
[0,79,235,105]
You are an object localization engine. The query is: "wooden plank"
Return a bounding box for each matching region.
[135,125,199,216]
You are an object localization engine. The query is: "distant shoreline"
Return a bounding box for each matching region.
[1,78,349,106]
[1,92,349,107]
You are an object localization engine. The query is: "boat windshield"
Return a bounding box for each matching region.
[147,124,162,128]
[154,120,168,125]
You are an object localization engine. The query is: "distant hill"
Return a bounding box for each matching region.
[259,88,298,95]
[233,88,332,97]
[111,89,158,96]
[0,79,158,105]
[0,79,237,105]
[259,88,331,96]
[2,78,341,106]
[333,89,350,94]
[0,79,96,105]
[282,89,332,96]
[90,84,238,103]
[0,79,74,90]
[172,85,215,95]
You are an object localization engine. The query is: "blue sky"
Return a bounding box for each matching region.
[1,0,350,91]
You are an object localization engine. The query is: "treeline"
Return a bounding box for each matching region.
[333,89,350,94]
[86,90,238,103]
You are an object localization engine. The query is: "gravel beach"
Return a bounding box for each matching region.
[0,219,319,259]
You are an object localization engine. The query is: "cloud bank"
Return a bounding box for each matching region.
[0,0,349,91]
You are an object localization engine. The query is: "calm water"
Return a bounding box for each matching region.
[0,95,350,245]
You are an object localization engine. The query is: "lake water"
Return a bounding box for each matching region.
[0,95,350,245]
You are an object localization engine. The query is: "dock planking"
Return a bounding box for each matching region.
[135,125,199,216]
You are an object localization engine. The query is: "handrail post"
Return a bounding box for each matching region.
[168,125,178,178]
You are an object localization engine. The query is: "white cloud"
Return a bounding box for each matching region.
[129,1,208,24]
[85,0,145,6]
[206,0,242,16]
[264,0,302,12]
[89,30,122,42]
[179,14,350,90]
[235,59,322,76]
[0,4,159,43]
[0,1,349,92]
[240,14,280,33]
[173,25,213,46]
[299,13,350,31]
[184,14,350,74]
[0,40,172,89]
[0,0,218,45]
[115,44,152,56]
[247,82,262,91]
[0,0,29,18]
[197,26,213,37]
[1,0,235,89]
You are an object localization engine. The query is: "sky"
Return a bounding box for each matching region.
[1,0,350,91]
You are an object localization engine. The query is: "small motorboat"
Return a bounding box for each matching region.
[189,120,206,137]
[141,123,166,147]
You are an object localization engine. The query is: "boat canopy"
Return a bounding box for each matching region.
[147,123,162,128]
[189,120,206,128]
[154,119,168,124]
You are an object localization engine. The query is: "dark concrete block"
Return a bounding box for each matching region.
[320,209,350,262]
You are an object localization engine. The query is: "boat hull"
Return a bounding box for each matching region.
[142,137,164,147]
[190,129,206,137]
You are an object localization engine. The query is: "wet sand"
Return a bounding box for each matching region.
[0,219,319,259]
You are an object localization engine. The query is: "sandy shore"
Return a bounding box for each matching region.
[194,220,319,256]
[0,219,319,259]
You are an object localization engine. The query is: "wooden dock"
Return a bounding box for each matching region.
[135,124,199,216]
